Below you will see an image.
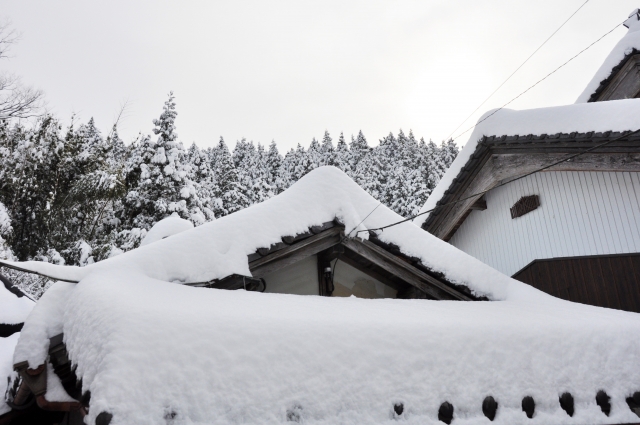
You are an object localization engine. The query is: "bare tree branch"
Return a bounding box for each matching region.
[0,19,19,60]
[0,21,44,120]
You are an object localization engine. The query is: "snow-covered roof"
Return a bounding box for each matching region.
[5,167,640,424]
[414,98,640,228]
[576,9,640,103]
[0,276,34,416]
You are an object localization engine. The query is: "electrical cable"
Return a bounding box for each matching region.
[353,128,640,237]
[446,0,592,141]
[449,19,625,143]
[329,201,384,295]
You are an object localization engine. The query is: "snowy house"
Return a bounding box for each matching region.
[1,167,640,425]
[415,10,640,314]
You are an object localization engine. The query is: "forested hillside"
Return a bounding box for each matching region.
[0,93,457,297]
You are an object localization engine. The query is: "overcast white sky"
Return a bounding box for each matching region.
[2,1,637,151]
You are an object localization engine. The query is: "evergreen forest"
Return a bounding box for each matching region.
[0,93,458,297]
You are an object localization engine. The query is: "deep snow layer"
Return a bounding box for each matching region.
[140,216,194,247]
[414,98,640,228]
[1,167,539,302]
[7,168,640,424]
[576,9,640,103]
[14,273,640,425]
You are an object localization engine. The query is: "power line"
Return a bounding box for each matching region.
[445,0,592,141]
[355,128,640,237]
[449,19,625,144]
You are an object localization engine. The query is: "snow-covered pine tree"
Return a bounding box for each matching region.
[233,140,271,205]
[277,148,297,192]
[121,92,203,229]
[265,140,282,193]
[186,142,219,223]
[211,136,248,215]
[439,139,459,173]
[333,132,350,173]
[348,130,370,176]
[320,130,334,166]
[353,147,385,202]
[307,137,323,170]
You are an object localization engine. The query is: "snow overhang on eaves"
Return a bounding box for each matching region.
[420,130,640,239]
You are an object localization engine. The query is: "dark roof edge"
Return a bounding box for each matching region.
[422,129,640,231]
[587,48,640,103]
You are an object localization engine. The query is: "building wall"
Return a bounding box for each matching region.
[263,255,319,295]
[448,171,640,276]
[513,253,640,313]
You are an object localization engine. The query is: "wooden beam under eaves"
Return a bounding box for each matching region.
[249,226,344,278]
[340,238,472,301]
[239,225,471,301]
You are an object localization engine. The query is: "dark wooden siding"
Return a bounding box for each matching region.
[513,253,640,313]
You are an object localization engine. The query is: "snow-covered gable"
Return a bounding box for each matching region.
[4,167,640,424]
[414,98,640,228]
[576,9,640,103]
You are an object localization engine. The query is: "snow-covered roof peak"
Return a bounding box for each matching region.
[576,9,640,103]
[624,8,640,32]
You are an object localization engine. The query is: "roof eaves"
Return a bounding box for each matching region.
[586,48,640,103]
[422,130,640,231]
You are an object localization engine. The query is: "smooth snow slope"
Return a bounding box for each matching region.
[414,98,640,228]
[576,9,640,104]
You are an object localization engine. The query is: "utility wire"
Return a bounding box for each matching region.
[446,0,592,141]
[449,19,625,144]
[354,128,640,237]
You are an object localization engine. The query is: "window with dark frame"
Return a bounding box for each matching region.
[510,195,540,219]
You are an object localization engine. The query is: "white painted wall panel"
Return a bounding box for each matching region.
[448,171,640,276]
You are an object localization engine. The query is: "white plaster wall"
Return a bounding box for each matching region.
[448,171,640,276]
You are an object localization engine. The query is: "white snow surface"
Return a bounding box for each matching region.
[576,9,640,104]
[45,362,76,403]
[414,98,640,227]
[140,215,194,247]
[13,272,640,425]
[7,167,640,424]
[0,280,33,325]
[0,333,20,415]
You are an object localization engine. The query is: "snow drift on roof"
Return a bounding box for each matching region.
[140,215,194,247]
[7,167,640,424]
[414,98,640,228]
[1,167,534,301]
[576,9,640,103]
[13,270,640,425]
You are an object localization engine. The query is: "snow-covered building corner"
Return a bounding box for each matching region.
[0,166,639,425]
[417,8,640,315]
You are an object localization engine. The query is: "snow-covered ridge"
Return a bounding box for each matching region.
[414,98,640,227]
[576,9,640,103]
